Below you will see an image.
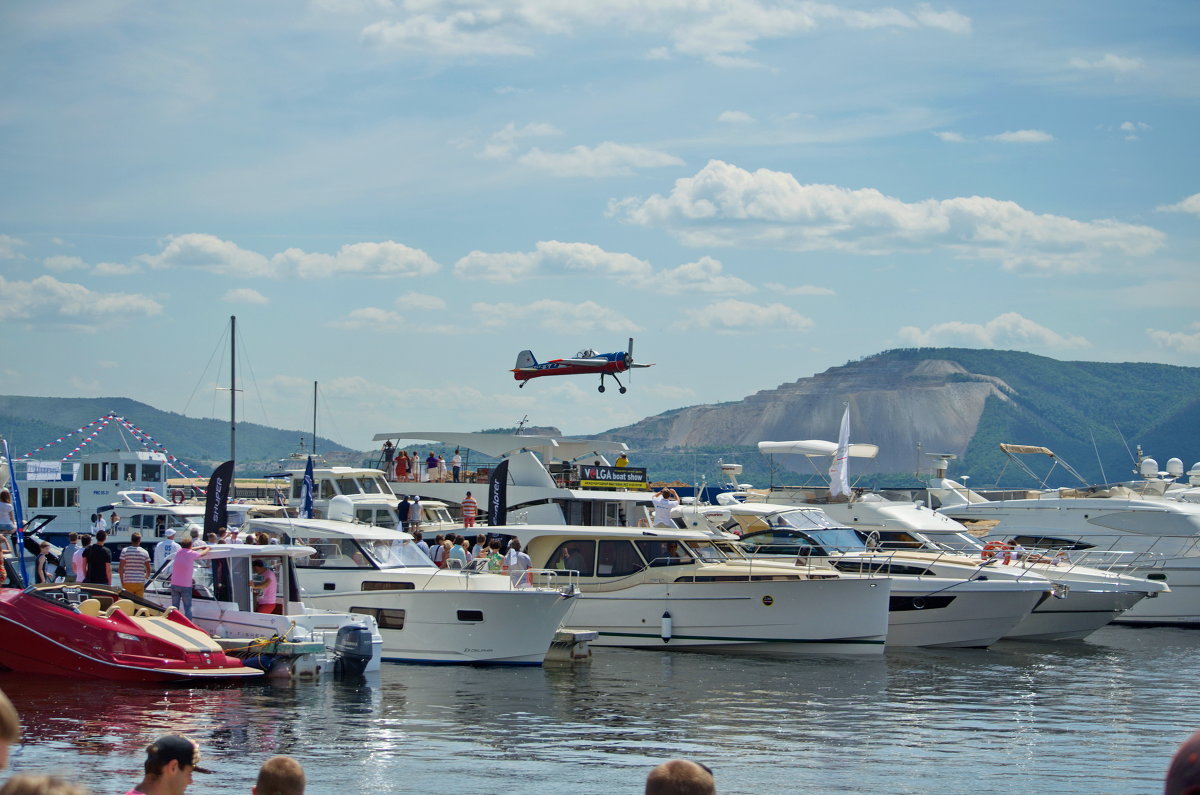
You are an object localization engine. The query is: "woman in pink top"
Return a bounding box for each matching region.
[252,560,280,614]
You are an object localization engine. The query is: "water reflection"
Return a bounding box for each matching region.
[3,628,1198,794]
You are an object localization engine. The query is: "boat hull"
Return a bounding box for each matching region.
[570,576,889,656]
[885,584,1043,648]
[1111,561,1200,625]
[1005,589,1146,640]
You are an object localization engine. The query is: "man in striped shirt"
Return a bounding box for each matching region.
[119,533,152,597]
[461,492,477,528]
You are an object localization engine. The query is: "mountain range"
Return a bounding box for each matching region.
[2,348,1197,488]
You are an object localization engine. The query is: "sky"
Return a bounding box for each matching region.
[1,0,1198,451]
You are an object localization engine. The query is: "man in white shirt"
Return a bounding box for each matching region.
[503,539,532,587]
[153,528,181,572]
[451,450,462,483]
[652,488,680,528]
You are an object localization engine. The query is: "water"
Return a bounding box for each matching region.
[4,626,1199,794]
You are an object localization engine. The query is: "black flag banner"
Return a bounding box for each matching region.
[486,459,509,527]
[204,459,235,538]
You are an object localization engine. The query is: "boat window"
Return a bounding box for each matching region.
[1009,535,1094,551]
[84,463,98,481]
[635,539,693,567]
[336,478,362,495]
[457,610,484,622]
[352,607,405,630]
[596,540,645,577]
[123,464,138,482]
[361,581,415,590]
[739,530,823,557]
[546,540,596,576]
[676,575,802,582]
[358,477,386,495]
[320,480,336,500]
[26,489,37,508]
[875,531,928,550]
[292,537,376,569]
[365,539,437,569]
[769,509,842,531]
[831,560,936,577]
[803,528,868,553]
[684,540,729,561]
[141,464,162,482]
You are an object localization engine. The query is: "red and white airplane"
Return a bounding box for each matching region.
[512,338,653,394]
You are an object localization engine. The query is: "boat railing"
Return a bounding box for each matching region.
[508,567,579,595]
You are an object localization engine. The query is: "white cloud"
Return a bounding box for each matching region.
[142,234,441,279]
[612,160,1165,272]
[454,241,753,293]
[224,288,269,305]
[898,312,1089,349]
[718,110,755,124]
[933,131,966,143]
[1069,53,1145,73]
[328,306,402,329]
[481,121,561,160]
[43,255,87,272]
[0,234,26,260]
[93,261,141,276]
[1157,193,1200,216]
[518,142,684,177]
[395,292,447,311]
[673,299,813,332]
[472,299,639,333]
[0,274,162,330]
[1147,323,1200,354]
[764,282,835,296]
[351,1,970,67]
[985,129,1054,143]
[1120,121,1152,132]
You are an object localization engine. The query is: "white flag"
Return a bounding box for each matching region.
[829,405,851,498]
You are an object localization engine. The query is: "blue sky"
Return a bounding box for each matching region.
[2,1,1198,449]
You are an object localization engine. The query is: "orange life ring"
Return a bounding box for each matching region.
[981,541,1011,561]
[171,490,185,505]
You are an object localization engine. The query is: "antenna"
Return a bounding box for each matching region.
[1089,428,1108,484]
[516,415,529,434]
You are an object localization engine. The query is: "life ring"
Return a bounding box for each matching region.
[171,490,185,505]
[981,541,1011,561]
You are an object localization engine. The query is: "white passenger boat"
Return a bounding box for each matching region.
[680,502,1047,648]
[372,431,657,527]
[753,443,1167,639]
[142,543,383,674]
[245,512,577,665]
[499,525,891,656]
[266,463,455,532]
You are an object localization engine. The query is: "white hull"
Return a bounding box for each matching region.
[569,576,889,656]
[1111,561,1200,625]
[1006,589,1146,640]
[885,584,1042,648]
[303,588,572,664]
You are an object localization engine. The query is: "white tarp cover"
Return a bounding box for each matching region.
[757,440,880,459]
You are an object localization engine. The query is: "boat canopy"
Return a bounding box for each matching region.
[372,431,628,463]
[194,543,317,561]
[758,440,880,459]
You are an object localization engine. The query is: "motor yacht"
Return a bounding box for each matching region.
[497,524,891,656]
[679,502,1047,647]
[141,543,383,674]
[0,582,262,682]
[245,510,576,665]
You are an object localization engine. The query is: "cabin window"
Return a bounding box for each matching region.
[123,464,138,482]
[457,610,484,622]
[546,540,596,576]
[51,488,67,508]
[320,480,336,500]
[361,581,415,591]
[67,488,78,507]
[1009,535,1094,551]
[358,477,386,495]
[596,540,644,577]
[83,463,98,481]
[635,539,693,567]
[141,464,162,482]
[336,478,361,495]
[875,531,925,550]
[832,561,935,577]
[293,538,375,569]
[352,607,406,630]
[26,488,37,508]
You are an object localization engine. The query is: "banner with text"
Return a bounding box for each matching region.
[578,464,648,490]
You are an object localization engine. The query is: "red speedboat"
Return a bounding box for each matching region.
[0,583,262,682]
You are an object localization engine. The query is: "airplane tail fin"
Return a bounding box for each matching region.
[514,350,538,369]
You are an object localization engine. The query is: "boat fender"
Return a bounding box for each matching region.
[981,541,1011,561]
[171,490,185,505]
[660,610,672,644]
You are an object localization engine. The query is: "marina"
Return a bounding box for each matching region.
[1,626,1197,793]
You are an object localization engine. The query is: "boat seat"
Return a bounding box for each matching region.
[77,599,103,617]
[105,599,137,618]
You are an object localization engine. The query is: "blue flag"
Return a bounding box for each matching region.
[3,439,28,586]
[301,456,315,519]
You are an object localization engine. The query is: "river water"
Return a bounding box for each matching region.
[3,625,1198,794]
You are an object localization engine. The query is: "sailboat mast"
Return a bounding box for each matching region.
[312,381,318,456]
[230,315,236,466]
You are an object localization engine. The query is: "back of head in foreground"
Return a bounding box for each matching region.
[1166,730,1200,795]
[254,755,306,795]
[645,759,715,795]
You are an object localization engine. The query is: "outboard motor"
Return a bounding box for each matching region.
[331,623,373,677]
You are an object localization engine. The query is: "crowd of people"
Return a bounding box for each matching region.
[381,443,465,484]
[405,528,533,584]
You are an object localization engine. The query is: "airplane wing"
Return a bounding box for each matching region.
[629,363,654,368]
[550,358,610,367]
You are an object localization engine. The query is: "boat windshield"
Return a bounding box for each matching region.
[798,527,869,553]
[370,538,437,569]
[685,539,730,561]
[768,509,843,531]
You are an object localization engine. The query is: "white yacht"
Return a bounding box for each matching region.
[141,543,383,673]
[679,501,1048,648]
[498,524,891,656]
[267,462,456,532]
[372,431,657,527]
[753,443,1167,638]
[245,511,577,665]
[930,451,1200,626]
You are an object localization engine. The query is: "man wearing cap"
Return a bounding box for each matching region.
[153,528,180,572]
[125,733,209,795]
